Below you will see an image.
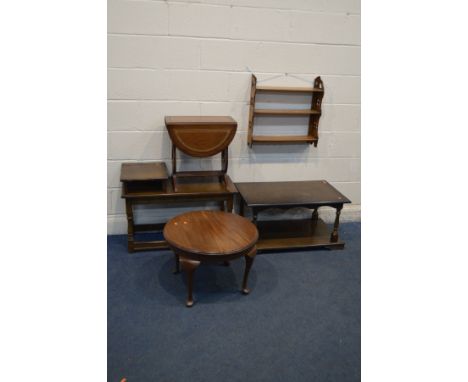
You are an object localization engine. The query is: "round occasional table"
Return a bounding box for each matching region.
[163,210,259,307]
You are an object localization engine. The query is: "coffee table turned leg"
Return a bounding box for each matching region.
[312,208,319,221]
[226,196,234,213]
[239,197,245,216]
[252,209,258,226]
[180,257,201,307]
[241,247,256,295]
[125,200,135,253]
[330,205,343,243]
[218,200,225,211]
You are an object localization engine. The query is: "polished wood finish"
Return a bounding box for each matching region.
[165,116,237,126]
[163,211,258,307]
[256,85,324,93]
[241,247,256,294]
[164,211,258,257]
[236,180,350,207]
[121,162,169,194]
[247,74,325,147]
[165,116,237,157]
[122,175,237,199]
[179,257,200,307]
[251,135,317,144]
[236,180,350,251]
[120,162,169,181]
[308,76,324,146]
[255,219,343,251]
[121,161,237,252]
[247,75,257,148]
[254,109,321,115]
[165,116,237,190]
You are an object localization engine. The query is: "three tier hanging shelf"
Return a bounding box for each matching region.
[247,74,325,147]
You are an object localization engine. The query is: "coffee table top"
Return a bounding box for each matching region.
[235,180,351,207]
[163,211,258,256]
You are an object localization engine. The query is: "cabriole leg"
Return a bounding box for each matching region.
[241,247,256,295]
[180,257,201,307]
[173,254,180,274]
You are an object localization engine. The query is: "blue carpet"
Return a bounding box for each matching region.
[108,222,360,382]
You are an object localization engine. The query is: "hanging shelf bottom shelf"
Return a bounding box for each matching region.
[250,135,318,145]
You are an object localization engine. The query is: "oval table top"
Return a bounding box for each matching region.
[163,211,258,256]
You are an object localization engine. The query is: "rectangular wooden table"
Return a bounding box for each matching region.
[121,162,237,252]
[235,180,351,251]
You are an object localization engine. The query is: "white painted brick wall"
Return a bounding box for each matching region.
[108,0,360,234]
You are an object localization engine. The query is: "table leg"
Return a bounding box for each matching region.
[125,199,135,253]
[241,247,256,295]
[239,196,245,216]
[180,257,201,307]
[330,205,343,243]
[252,209,258,226]
[218,200,225,211]
[312,208,319,221]
[226,195,233,213]
[173,254,180,274]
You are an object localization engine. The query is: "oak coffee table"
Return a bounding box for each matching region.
[163,211,258,307]
[121,162,237,252]
[236,180,351,251]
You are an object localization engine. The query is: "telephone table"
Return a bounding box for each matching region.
[121,162,237,252]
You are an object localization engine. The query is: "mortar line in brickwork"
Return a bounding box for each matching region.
[106,100,360,105]
[107,100,361,106]
[107,156,361,162]
[107,33,360,48]
[107,130,360,134]
[126,0,360,17]
[107,67,361,77]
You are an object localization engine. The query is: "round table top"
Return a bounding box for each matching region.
[163,211,258,256]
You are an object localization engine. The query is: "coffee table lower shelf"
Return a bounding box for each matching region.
[255,218,344,251]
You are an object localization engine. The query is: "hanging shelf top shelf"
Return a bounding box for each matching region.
[256,85,324,93]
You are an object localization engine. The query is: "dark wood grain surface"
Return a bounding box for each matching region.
[247,74,324,147]
[165,116,237,125]
[164,211,258,256]
[255,219,341,250]
[236,180,351,207]
[122,175,238,198]
[165,116,237,158]
[120,162,169,181]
